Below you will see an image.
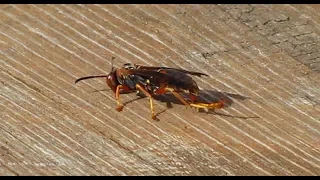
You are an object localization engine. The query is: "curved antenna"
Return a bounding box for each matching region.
[75,56,116,84]
[111,56,115,72]
[75,75,109,84]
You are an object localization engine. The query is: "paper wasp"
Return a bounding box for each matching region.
[75,58,224,120]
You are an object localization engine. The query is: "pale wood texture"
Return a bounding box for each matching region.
[0,4,319,175]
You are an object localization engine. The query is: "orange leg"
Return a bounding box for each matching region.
[115,85,124,111]
[171,92,190,106]
[164,87,193,109]
[115,85,141,112]
[136,84,157,120]
[155,87,189,105]
[189,100,225,111]
[164,87,224,111]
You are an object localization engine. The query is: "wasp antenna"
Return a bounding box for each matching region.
[111,57,115,72]
[75,75,109,84]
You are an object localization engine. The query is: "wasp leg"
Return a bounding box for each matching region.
[115,85,137,112]
[115,85,124,111]
[163,88,190,106]
[164,87,194,111]
[164,87,224,111]
[189,100,225,110]
[136,84,156,120]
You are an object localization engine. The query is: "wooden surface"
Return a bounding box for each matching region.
[0,4,319,175]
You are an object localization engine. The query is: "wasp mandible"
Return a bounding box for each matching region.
[75,58,224,120]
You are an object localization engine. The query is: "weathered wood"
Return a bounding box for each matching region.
[0,4,319,175]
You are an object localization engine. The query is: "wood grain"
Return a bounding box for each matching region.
[0,4,319,175]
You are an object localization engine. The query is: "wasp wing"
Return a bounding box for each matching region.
[134,65,208,77]
[129,68,200,94]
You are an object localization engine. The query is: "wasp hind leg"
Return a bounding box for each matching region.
[164,87,224,111]
[189,100,225,112]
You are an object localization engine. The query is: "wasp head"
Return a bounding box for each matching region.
[105,70,118,93]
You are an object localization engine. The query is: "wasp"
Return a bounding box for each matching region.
[75,58,224,120]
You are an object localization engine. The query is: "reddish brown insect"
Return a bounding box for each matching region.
[75,58,224,120]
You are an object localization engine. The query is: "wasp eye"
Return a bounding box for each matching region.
[123,63,135,69]
[106,73,117,87]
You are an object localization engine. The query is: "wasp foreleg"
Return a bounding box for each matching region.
[115,85,125,111]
